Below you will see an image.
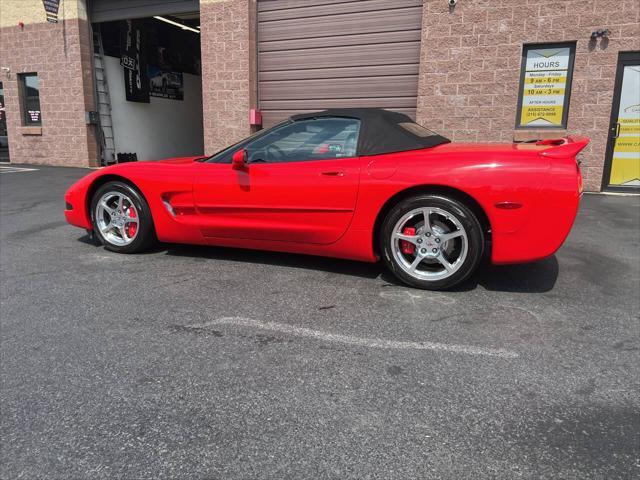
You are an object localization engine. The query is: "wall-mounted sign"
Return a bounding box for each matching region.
[42,0,60,23]
[516,43,576,129]
[149,66,184,101]
[120,20,150,103]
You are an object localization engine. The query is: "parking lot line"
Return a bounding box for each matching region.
[0,165,39,174]
[191,317,520,359]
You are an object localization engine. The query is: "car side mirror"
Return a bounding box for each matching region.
[232,149,247,170]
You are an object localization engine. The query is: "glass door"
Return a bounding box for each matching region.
[603,52,640,191]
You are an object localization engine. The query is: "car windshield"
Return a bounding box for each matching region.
[201,120,291,163]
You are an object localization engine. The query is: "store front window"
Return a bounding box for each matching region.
[19,73,42,126]
[0,81,8,161]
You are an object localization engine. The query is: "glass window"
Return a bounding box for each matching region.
[0,81,8,158]
[205,123,283,164]
[0,81,7,137]
[19,73,42,126]
[245,118,361,163]
[398,122,440,138]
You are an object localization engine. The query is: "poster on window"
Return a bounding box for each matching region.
[120,20,150,103]
[517,45,575,128]
[149,66,184,101]
[609,66,640,187]
[28,110,41,123]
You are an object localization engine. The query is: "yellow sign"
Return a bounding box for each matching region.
[518,47,572,127]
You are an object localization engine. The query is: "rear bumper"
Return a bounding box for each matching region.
[491,162,582,264]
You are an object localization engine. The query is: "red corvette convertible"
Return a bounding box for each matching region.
[65,108,588,290]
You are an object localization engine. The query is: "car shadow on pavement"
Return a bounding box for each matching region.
[164,243,382,278]
[161,243,559,294]
[461,255,559,293]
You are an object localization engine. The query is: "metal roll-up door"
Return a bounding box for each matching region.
[258,0,423,128]
[89,0,199,23]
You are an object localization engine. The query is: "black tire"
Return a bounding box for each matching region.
[90,181,156,253]
[380,194,484,290]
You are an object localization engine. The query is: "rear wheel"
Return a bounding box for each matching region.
[380,194,484,290]
[90,181,156,253]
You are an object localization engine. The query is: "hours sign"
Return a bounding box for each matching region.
[517,44,575,129]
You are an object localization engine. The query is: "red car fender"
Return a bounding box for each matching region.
[65,159,207,245]
[346,140,585,264]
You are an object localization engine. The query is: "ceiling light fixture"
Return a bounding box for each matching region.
[153,16,200,34]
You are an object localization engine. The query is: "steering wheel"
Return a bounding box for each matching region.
[266,144,285,162]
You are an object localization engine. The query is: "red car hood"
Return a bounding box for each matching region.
[155,156,205,164]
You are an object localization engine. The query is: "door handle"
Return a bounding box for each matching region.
[321,171,345,177]
[611,122,621,139]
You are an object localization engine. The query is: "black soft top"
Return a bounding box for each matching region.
[290,108,450,156]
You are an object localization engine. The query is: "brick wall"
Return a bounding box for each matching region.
[0,0,98,167]
[417,0,640,191]
[200,0,253,155]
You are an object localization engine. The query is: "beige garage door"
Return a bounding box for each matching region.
[258,0,424,127]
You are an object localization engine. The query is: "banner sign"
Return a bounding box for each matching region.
[120,20,150,103]
[149,66,184,101]
[516,44,575,128]
[42,0,60,23]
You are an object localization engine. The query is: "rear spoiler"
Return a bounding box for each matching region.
[536,136,590,159]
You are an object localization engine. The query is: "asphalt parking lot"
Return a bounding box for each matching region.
[1,164,639,479]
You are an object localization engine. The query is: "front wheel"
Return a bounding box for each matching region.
[380,194,485,290]
[90,181,156,253]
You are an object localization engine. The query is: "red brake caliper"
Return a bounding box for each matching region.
[401,227,416,255]
[127,206,137,237]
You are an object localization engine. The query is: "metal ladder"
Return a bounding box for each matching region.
[92,25,116,165]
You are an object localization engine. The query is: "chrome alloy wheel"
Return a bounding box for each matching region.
[94,191,140,246]
[391,207,468,281]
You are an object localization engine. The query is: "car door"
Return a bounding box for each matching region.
[193,117,362,245]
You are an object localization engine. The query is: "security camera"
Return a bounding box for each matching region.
[448,0,458,6]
